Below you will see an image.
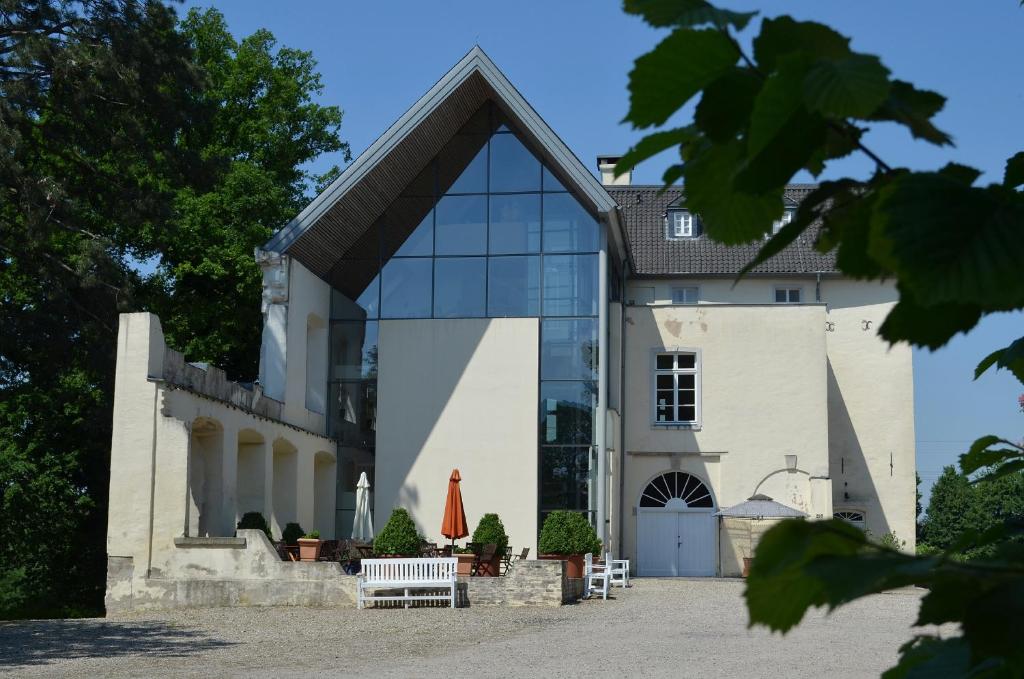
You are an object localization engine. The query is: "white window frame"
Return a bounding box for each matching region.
[668,210,694,238]
[771,209,794,234]
[650,348,702,428]
[671,286,699,305]
[834,510,866,531]
[774,286,802,304]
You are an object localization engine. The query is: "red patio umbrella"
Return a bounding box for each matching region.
[441,469,469,548]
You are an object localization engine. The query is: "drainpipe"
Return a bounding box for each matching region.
[596,223,609,547]
[815,272,822,303]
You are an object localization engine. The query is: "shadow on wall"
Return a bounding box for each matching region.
[827,359,890,535]
[0,619,234,669]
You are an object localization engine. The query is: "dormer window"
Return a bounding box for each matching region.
[667,209,699,239]
[771,209,794,234]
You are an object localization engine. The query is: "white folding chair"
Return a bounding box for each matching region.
[606,551,630,588]
[584,552,610,600]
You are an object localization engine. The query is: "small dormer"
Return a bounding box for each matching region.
[666,204,701,240]
[770,197,799,235]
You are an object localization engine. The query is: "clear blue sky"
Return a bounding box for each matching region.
[183,0,1024,509]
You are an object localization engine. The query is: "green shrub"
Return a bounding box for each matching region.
[374,508,422,555]
[236,511,272,540]
[538,511,601,555]
[303,530,320,540]
[471,513,509,555]
[877,530,906,551]
[282,522,305,546]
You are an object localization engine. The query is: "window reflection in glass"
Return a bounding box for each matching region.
[542,166,567,192]
[543,193,599,253]
[380,258,432,318]
[330,321,378,380]
[434,257,486,318]
[328,381,377,446]
[487,256,540,317]
[490,132,541,193]
[541,318,598,380]
[542,254,599,317]
[489,193,540,254]
[331,266,379,320]
[393,211,433,257]
[435,194,487,255]
[540,446,592,511]
[540,381,596,445]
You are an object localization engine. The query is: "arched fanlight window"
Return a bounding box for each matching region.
[834,511,866,530]
[639,472,713,508]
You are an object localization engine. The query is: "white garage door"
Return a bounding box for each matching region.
[637,472,717,577]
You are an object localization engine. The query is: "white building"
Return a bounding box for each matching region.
[106,47,915,608]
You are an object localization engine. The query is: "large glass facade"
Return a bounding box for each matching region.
[327,102,602,538]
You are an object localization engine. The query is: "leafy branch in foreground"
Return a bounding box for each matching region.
[622,1,1024,675]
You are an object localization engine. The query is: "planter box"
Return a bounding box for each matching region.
[539,553,584,579]
[455,553,475,576]
[297,538,321,562]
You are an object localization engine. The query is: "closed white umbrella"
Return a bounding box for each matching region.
[351,472,373,541]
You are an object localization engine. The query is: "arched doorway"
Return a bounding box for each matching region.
[636,471,716,576]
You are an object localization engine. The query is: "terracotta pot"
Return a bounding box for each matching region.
[455,553,475,576]
[297,538,321,562]
[742,557,752,577]
[539,553,585,579]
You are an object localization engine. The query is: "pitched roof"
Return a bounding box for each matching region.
[265,46,619,284]
[609,185,838,276]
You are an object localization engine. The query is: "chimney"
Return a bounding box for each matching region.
[597,155,631,186]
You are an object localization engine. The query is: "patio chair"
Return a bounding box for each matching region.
[471,543,497,576]
[466,542,481,555]
[503,547,529,574]
[500,545,514,575]
[584,552,610,600]
[317,539,341,562]
[606,552,630,588]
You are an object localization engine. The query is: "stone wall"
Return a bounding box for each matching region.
[458,559,569,607]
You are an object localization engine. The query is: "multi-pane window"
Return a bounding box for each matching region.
[774,287,801,304]
[671,286,699,305]
[653,352,699,425]
[669,210,695,238]
[834,511,866,531]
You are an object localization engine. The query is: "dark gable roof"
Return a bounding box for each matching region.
[609,185,838,276]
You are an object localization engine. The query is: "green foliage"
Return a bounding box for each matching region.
[623,1,1024,674]
[282,523,305,546]
[237,511,272,540]
[538,511,601,555]
[374,509,423,556]
[0,2,346,618]
[471,514,509,555]
[303,531,320,540]
[876,531,906,551]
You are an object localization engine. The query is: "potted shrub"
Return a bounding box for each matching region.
[282,522,305,546]
[538,511,601,579]
[236,511,272,541]
[470,513,509,576]
[452,545,476,576]
[374,508,422,557]
[298,530,321,562]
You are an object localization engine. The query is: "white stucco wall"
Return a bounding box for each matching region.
[375,318,540,555]
[282,259,330,434]
[621,303,831,566]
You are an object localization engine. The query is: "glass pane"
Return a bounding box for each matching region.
[678,405,696,422]
[435,194,487,255]
[328,381,377,446]
[540,446,591,511]
[679,390,696,406]
[775,289,787,303]
[487,255,540,317]
[440,135,488,194]
[330,321,378,380]
[540,381,596,445]
[433,257,486,318]
[542,254,599,317]
[677,354,695,369]
[392,211,433,257]
[489,193,541,254]
[656,374,674,389]
[543,193,599,253]
[380,258,432,318]
[679,374,695,389]
[490,132,541,193]
[541,318,598,380]
[543,166,567,192]
[656,354,673,370]
[331,264,379,320]
[790,289,801,302]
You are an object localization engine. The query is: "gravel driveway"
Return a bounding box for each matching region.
[0,578,935,678]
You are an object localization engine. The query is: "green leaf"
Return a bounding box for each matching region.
[681,139,784,243]
[624,28,738,129]
[868,80,952,146]
[616,127,695,178]
[746,54,808,158]
[883,636,973,679]
[814,183,888,279]
[871,172,1024,310]
[974,336,1024,383]
[694,68,762,142]
[1004,151,1024,189]
[623,0,756,30]
[936,163,981,186]
[802,54,891,118]
[877,284,983,349]
[753,17,851,71]
[662,163,685,185]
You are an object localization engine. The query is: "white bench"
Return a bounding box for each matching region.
[357,557,458,609]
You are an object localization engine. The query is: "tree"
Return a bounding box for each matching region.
[918,467,973,551]
[621,1,1024,674]
[0,2,346,618]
